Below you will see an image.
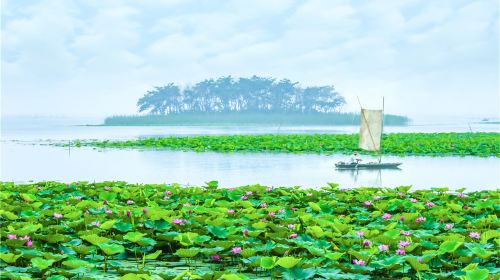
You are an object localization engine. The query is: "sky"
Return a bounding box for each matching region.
[1,0,499,120]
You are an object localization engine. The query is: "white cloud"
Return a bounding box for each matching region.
[1,0,498,119]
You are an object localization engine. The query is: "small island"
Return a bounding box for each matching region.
[103,76,410,126]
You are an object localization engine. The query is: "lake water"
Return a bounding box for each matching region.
[1,117,499,190]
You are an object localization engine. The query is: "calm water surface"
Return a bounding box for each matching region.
[1,117,499,190]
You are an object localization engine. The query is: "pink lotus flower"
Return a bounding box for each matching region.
[374,196,382,200]
[288,224,294,229]
[469,232,480,239]
[163,196,170,200]
[260,203,267,208]
[363,239,371,246]
[396,248,405,255]
[291,208,296,212]
[289,233,298,239]
[401,231,411,236]
[457,192,464,198]
[243,228,249,235]
[265,187,272,192]
[415,217,426,223]
[268,212,276,218]
[418,258,422,263]
[425,201,435,207]
[306,193,313,197]
[142,208,148,214]
[398,240,410,248]
[7,234,16,239]
[53,213,63,219]
[228,187,235,190]
[210,254,220,261]
[75,196,82,200]
[25,240,33,247]
[246,191,253,195]
[19,235,30,241]
[445,224,453,230]
[364,201,372,207]
[103,200,108,205]
[410,198,417,203]
[104,186,110,191]
[127,200,134,205]
[381,213,392,220]
[164,190,172,195]
[227,209,235,214]
[105,209,112,214]
[356,231,364,237]
[278,209,285,213]
[231,247,242,254]
[186,209,193,214]
[172,218,183,225]
[352,259,365,266]
[463,205,469,209]
[400,216,405,221]
[378,244,389,251]
[241,195,248,200]
[126,210,131,217]
[91,221,101,227]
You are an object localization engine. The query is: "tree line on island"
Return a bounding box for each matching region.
[137,76,346,115]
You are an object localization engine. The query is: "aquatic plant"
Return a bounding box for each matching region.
[69,132,500,157]
[0,181,498,279]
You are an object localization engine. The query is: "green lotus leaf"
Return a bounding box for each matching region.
[240,249,256,258]
[46,276,68,280]
[325,252,344,261]
[281,267,316,280]
[480,229,500,244]
[276,256,301,268]
[45,233,70,243]
[306,226,324,238]
[20,194,36,202]
[99,219,116,230]
[123,231,146,243]
[120,273,152,280]
[174,232,199,246]
[0,253,23,264]
[0,210,18,220]
[193,235,211,243]
[308,202,321,212]
[220,274,249,280]
[98,192,117,202]
[64,211,82,220]
[31,257,55,270]
[208,226,229,238]
[81,234,109,246]
[145,250,162,260]
[438,241,463,254]
[43,252,67,261]
[113,222,134,232]
[251,222,267,230]
[174,248,200,258]
[405,257,430,271]
[98,243,125,255]
[383,229,400,239]
[137,237,156,247]
[467,245,494,259]
[465,269,489,280]
[72,245,94,255]
[260,256,277,269]
[62,258,95,269]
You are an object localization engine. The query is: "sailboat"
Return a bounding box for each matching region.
[335,98,402,169]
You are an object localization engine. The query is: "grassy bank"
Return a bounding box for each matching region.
[0,181,498,279]
[103,113,410,126]
[73,133,500,157]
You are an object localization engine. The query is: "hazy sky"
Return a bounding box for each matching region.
[1,0,499,119]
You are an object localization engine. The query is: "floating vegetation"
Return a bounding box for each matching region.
[70,133,500,157]
[0,181,498,279]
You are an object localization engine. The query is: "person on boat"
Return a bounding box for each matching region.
[350,151,362,164]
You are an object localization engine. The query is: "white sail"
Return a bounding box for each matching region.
[359,109,383,151]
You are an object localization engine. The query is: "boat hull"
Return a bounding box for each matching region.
[335,162,402,169]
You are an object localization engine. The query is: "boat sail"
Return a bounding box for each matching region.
[335,98,402,169]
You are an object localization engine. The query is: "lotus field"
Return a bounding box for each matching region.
[70,133,500,157]
[0,181,498,279]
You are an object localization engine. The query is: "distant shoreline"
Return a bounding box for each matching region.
[101,113,410,126]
